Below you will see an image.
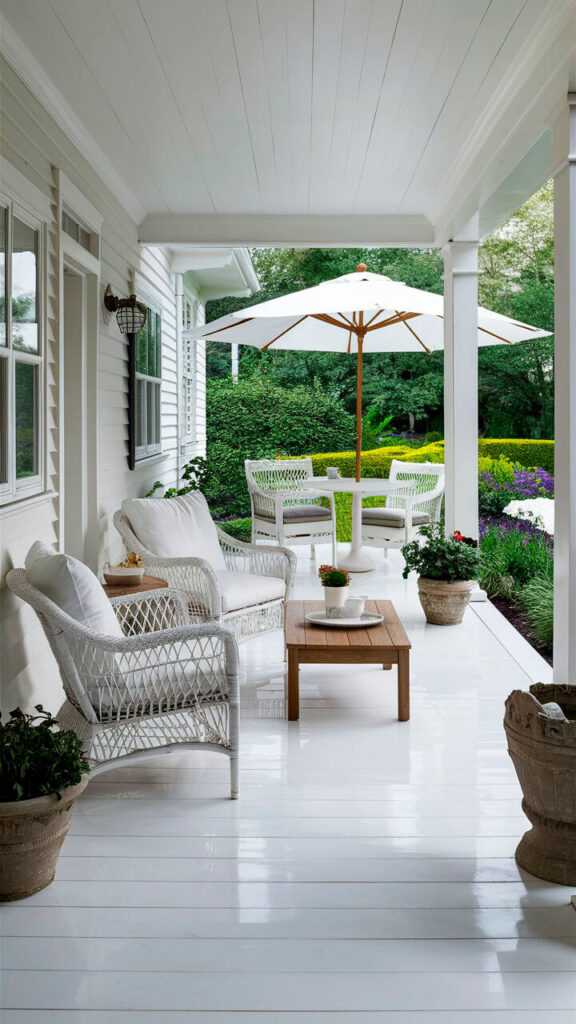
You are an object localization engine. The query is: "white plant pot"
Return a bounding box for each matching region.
[324,586,348,613]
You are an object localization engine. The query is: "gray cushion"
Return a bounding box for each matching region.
[259,503,332,524]
[361,507,430,529]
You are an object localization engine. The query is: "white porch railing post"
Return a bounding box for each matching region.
[442,223,480,540]
[553,94,576,683]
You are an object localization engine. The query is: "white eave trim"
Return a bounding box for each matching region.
[57,169,103,233]
[0,14,144,224]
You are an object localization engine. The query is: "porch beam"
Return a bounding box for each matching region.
[139,214,435,249]
[442,224,480,541]
[553,94,576,683]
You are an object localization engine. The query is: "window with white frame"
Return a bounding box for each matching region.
[181,295,197,445]
[134,304,162,461]
[0,202,44,503]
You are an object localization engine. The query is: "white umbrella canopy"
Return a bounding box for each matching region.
[186,264,550,478]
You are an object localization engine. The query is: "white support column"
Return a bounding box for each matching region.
[231,342,239,380]
[553,94,576,683]
[442,225,480,541]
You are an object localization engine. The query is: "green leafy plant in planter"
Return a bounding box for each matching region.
[0,706,90,901]
[402,524,480,625]
[318,564,350,614]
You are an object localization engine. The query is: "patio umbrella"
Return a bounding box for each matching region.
[185,264,550,480]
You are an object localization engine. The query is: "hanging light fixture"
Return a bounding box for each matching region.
[104,285,147,334]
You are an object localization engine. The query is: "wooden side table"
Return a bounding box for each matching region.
[101,575,168,600]
[285,598,411,722]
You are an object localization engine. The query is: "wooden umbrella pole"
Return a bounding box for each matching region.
[355,330,364,482]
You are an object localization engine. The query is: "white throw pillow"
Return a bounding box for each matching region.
[25,540,123,637]
[122,492,226,570]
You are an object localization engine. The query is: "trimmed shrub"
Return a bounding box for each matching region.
[478,439,554,474]
[204,377,354,518]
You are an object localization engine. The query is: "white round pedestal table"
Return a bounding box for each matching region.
[301,476,400,572]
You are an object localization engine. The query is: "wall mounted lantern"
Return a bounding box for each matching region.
[104,285,148,471]
[104,284,147,334]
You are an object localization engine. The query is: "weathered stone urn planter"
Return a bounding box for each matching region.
[417,577,474,625]
[504,683,576,885]
[0,775,89,901]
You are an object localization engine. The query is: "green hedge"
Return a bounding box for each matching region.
[477,439,554,474]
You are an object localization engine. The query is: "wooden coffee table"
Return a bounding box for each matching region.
[285,599,411,722]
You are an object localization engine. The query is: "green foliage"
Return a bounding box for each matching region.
[204,377,354,518]
[318,565,350,587]
[0,706,89,802]
[478,527,553,599]
[146,457,208,499]
[478,455,519,515]
[401,524,479,582]
[477,439,554,474]
[520,564,554,651]
[218,518,252,543]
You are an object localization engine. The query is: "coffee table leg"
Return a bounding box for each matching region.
[288,648,300,721]
[397,649,410,721]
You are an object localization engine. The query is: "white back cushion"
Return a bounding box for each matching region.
[122,491,226,570]
[25,541,123,637]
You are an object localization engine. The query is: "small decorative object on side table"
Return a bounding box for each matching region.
[101,574,168,600]
[101,552,168,600]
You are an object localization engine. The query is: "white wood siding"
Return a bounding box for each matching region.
[0,56,203,714]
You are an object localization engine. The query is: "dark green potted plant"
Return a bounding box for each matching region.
[318,564,350,613]
[402,525,480,625]
[0,706,90,901]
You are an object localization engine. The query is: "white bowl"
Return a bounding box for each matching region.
[103,567,145,587]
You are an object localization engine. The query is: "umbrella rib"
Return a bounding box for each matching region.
[312,312,356,330]
[336,312,354,328]
[366,311,422,332]
[205,316,255,336]
[261,315,310,350]
[365,309,384,328]
[395,311,432,354]
[477,324,514,345]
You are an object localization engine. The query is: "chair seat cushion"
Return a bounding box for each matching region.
[361,507,431,529]
[258,503,332,524]
[215,571,285,613]
[25,540,123,637]
[122,492,226,570]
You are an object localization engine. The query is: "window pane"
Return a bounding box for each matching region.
[0,207,6,347]
[137,321,148,375]
[12,218,39,353]
[15,361,38,479]
[0,356,8,482]
[135,378,146,448]
[147,380,160,445]
[148,312,157,381]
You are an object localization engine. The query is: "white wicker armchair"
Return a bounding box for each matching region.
[6,569,240,796]
[361,460,445,555]
[245,458,337,563]
[114,496,296,643]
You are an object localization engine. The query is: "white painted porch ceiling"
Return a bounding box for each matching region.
[2,0,576,234]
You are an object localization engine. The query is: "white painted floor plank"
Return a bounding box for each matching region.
[2,547,574,1017]
[3,970,576,1012]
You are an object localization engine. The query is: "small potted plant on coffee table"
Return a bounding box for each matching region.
[318,564,350,615]
[401,525,480,625]
[0,706,90,901]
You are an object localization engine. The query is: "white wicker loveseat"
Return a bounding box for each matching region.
[361,460,445,555]
[114,491,296,642]
[245,458,337,563]
[7,555,240,797]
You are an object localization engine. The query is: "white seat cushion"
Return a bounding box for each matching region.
[215,571,285,613]
[25,540,123,637]
[361,507,430,529]
[122,491,226,571]
[97,656,227,718]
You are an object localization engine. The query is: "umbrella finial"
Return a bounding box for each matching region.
[355,263,368,272]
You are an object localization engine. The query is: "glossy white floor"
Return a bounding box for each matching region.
[2,546,575,1023]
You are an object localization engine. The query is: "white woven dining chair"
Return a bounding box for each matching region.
[7,568,240,796]
[114,491,296,642]
[245,458,337,563]
[361,460,445,555]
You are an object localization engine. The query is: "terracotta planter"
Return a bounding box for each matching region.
[0,774,89,901]
[504,684,576,885]
[323,585,348,614]
[417,577,474,625]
